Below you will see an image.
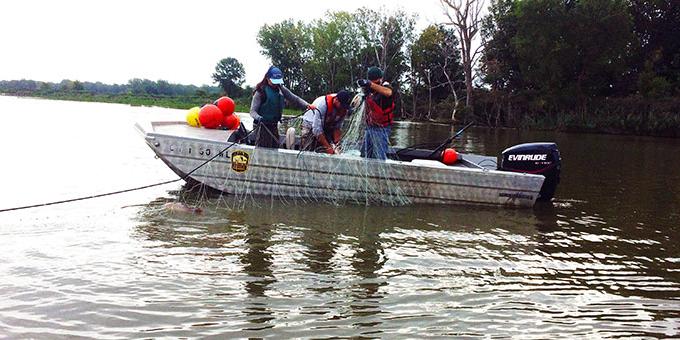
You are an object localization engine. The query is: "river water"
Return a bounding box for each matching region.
[0,96,678,338]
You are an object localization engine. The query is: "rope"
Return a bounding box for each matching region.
[254,120,280,146]
[0,179,181,213]
[255,111,308,148]
[0,128,255,213]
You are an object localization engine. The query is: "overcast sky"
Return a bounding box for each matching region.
[0,0,447,87]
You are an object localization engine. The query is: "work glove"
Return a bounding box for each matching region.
[356,79,371,88]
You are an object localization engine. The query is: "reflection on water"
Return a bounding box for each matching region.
[126,182,680,337]
[1,98,679,338]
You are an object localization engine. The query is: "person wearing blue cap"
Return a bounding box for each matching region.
[299,90,353,154]
[356,66,395,160]
[250,66,316,148]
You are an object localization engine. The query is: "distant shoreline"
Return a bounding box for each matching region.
[3,91,236,111]
[3,91,679,138]
[1,91,300,117]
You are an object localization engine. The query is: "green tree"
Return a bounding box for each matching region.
[630,0,680,95]
[156,80,172,96]
[479,0,637,125]
[511,0,634,109]
[479,0,522,125]
[212,57,245,96]
[481,0,521,92]
[305,11,362,93]
[256,8,416,113]
[59,79,75,91]
[73,80,84,91]
[38,82,53,93]
[355,7,416,85]
[411,25,463,120]
[257,20,312,95]
[482,0,635,111]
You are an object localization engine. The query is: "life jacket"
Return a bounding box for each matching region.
[366,91,394,127]
[258,85,284,123]
[324,94,336,126]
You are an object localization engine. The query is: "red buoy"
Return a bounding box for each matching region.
[198,104,223,129]
[222,113,240,130]
[441,148,459,165]
[214,96,235,116]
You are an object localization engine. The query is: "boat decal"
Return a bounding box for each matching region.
[507,154,547,161]
[231,150,250,173]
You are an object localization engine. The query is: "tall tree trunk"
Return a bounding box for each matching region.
[442,68,459,122]
[426,70,434,120]
[411,87,418,120]
[440,0,485,114]
[464,62,473,110]
[411,56,417,119]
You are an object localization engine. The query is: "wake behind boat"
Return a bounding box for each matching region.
[135,113,561,208]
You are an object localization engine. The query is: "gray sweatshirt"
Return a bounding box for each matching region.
[301,95,346,137]
[249,85,310,121]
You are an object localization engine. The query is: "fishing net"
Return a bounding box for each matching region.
[168,91,413,211]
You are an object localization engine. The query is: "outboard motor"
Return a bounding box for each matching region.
[499,142,561,202]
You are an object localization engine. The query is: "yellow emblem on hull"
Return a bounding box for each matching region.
[231,150,250,172]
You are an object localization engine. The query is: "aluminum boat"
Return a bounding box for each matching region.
[135,115,560,207]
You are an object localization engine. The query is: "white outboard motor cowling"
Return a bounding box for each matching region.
[499,142,561,202]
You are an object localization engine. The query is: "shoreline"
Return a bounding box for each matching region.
[3,92,679,138]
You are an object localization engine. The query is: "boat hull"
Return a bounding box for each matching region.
[136,121,545,207]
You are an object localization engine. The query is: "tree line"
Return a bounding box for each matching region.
[250,8,465,122]
[215,2,678,136]
[479,0,680,135]
[0,78,221,97]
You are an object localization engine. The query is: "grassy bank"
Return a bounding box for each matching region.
[4,91,307,116]
[12,91,251,112]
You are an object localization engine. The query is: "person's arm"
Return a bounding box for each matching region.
[317,134,334,154]
[369,82,393,97]
[250,91,263,121]
[280,85,311,109]
[332,128,342,144]
[310,97,325,138]
[330,115,346,144]
[309,98,334,154]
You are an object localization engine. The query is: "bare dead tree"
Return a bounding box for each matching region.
[369,16,406,79]
[410,50,418,119]
[438,27,461,122]
[425,69,433,119]
[440,60,460,122]
[440,0,486,112]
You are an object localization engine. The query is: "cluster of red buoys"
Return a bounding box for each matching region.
[186,96,240,130]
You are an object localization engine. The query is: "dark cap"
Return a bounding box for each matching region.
[367,66,383,80]
[336,90,352,110]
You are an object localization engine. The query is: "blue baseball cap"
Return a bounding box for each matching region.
[267,66,284,84]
